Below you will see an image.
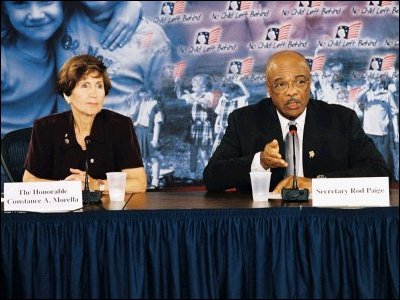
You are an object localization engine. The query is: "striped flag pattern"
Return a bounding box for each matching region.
[240,58,254,76]
[173,1,185,15]
[278,24,291,41]
[173,61,186,79]
[311,1,323,7]
[381,54,396,71]
[208,27,222,44]
[239,1,253,10]
[348,22,362,39]
[311,55,326,72]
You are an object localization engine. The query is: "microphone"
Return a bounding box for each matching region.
[281,124,309,202]
[82,136,102,204]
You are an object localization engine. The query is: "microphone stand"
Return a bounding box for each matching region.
[82,138,102,204]
[281,127,309,202]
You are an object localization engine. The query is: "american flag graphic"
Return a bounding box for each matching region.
[310,1,323,7]
[140,32,153,48]
[305,58,313,70]
[348,22,362,39]
[381,1,393,6]
[173,61,186,79]
[239,1,253,10]
[278,24,291,41]
[173,1,185,15]
[240,58,254,76]
[349,87,362,102]
[381,54,396,71]
[311,55,325,72]
[208,27,222,44]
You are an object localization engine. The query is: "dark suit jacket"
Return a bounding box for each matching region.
[203,98,389,191]
[25,109,143,180]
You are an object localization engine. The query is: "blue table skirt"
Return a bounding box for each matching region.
[1,207,399,299]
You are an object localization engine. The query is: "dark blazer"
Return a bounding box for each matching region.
[25,109,143,180]
[203,98,389,191]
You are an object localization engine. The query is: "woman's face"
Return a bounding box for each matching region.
[196,33,207,44]
[65,71,106,117]
[4,1,63,42]
[267,29,276,40]
[337,28,347,38]
[230,63,239,74]
[370,60,380,70]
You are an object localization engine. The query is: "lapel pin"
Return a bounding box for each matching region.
[64,139,69,144]
[309,150,315,158]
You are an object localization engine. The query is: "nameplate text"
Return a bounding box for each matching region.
[4,181,83,212]
[312,177,389,207]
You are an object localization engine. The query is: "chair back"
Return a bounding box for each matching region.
[1,127,32,182]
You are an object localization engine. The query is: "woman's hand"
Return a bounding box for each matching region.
[65,168,94,190]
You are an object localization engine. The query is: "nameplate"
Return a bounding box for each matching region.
[312,177,389,207]
[4,181,83,212]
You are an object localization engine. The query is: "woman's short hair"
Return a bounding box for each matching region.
[57,54,112,96]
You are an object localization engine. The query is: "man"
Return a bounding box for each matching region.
[203,50,389,192]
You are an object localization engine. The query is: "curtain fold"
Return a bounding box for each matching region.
[1,207,398,299]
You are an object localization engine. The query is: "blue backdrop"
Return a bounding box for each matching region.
[1,1,399,189]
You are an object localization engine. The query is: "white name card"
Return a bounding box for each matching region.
[312,177,389,207]
[4,181,83,212]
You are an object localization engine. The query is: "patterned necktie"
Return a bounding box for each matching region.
[285,122,299,177]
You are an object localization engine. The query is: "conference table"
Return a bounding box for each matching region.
[1,189,399,299]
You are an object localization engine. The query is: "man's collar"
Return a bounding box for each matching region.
[276,108,307,130]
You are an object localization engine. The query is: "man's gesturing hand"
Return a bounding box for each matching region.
[260,139,288,170]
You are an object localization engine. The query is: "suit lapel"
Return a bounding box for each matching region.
[258,99,286,181]
[303,102,326,177]
[259,99,284,147]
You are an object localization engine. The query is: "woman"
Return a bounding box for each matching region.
[23,54,147,193]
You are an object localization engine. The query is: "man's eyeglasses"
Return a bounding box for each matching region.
[270,76,310,93]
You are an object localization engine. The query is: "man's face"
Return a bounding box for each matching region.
[266,53,311,120]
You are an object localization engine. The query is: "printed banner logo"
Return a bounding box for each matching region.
[369,1,393,6]
[228,58,254,76]
[335,22,362,39]
[298,1,323,8]
[195,27,221,45]
[306,55,326,72]
[369,54,396,71]
[228,1,252,11]
[265,24,291,41]
[161,1,186,15]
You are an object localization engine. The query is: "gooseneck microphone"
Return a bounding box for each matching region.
[82,136,102,204]
[281,124,309,202]
[289,124,298,190]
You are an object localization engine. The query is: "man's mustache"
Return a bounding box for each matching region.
[285,98,301,105]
